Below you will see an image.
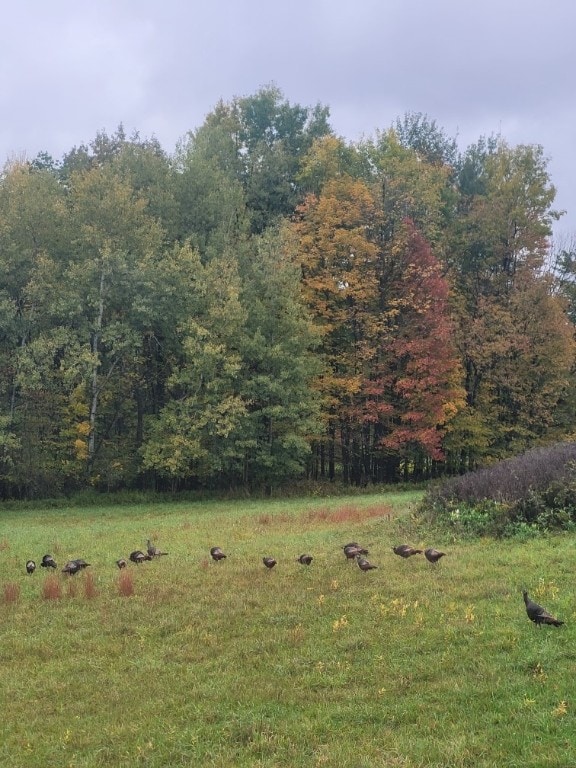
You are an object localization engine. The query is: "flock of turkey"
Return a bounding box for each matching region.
[23,538,564,627]
[25,539,445,576]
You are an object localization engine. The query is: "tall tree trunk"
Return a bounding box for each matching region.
[341,423,350,485]
[135,386,144,446]
[88,268,105,467]
[328,425,335,481]
[9,337,26,421]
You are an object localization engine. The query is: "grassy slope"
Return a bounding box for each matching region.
[0,492,575,767]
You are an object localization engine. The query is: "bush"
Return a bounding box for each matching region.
[420,497,512,538]
[508,478,576,531]
[419,442,576,536]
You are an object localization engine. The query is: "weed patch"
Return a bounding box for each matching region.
[306,502,393,524]
[42,575,62,600]
[3,582,20,603]
[83,571,98,599]
[118,570,134,597]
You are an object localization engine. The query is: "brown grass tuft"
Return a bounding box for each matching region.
[0,538,9,551]
[3,582,20,603]
[307,504,392,524]
[42,575,62,600]
[65,579,77,598]
[311,507,330,521]
[83,571,98,599]
[118,570,134,597]
[256,513,291,527]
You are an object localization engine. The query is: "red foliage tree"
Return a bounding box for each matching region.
[377,220,465,471]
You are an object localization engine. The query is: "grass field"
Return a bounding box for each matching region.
[1,491,575,767]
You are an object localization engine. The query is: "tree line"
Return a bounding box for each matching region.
[0,85,574,497]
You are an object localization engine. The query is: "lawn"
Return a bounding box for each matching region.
[0,491,574,767]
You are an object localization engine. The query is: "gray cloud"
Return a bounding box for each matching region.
[2,0,573,238]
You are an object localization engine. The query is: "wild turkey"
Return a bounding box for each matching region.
[210,547,227,562]
[26,560,36,574]
[41,554,57,569]
[424,548,446,564]
[344,544,368,560]
[116,558,127,569]
[297,554,313,565]
[130,550,152,564]
[523,590,564,627]
[357,555,378,572]
[393,544,423,558]
[62,560,82,576]
[263,556,277,569]
[147,539,168,558]
[71,558,90,570]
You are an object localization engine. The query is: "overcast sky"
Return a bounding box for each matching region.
[2,0,574,242]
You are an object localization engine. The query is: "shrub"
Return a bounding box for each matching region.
[421,497,511,537]
[431,442,576,505]
[419,442,576,536]
[507,478,576,531]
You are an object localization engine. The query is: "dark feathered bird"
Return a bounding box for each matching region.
[210,546,227,562]
[116,558,127,569]
[344,544,368,560]
[62,560,82,576]
[523,590,564,627]
[26,560,36,574]
[41,554,57,569]
[424,548,446,564]
[297,553,313,565]
[393,544,423,558]
[343,542,368,553]
[357,555,378,572]
[130,550,152,564]
[147,539,168,557]
[71,558,90,570]
[263,556,277,569]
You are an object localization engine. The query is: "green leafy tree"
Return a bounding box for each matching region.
[297,135,368,196]
[199,85,332,232]
[17,162,167,489]
[173,122,249,260]
[448,139,571,465]
[393,112,458,166]
[451,140,558,297]
[0,160,70,494]
[360,129,457,252]
[235,226,323,489]
[141,252,248,487]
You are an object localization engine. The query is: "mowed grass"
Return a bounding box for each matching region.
[1,492,576,768]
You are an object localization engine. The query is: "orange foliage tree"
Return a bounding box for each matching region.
[295,176,465,482]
